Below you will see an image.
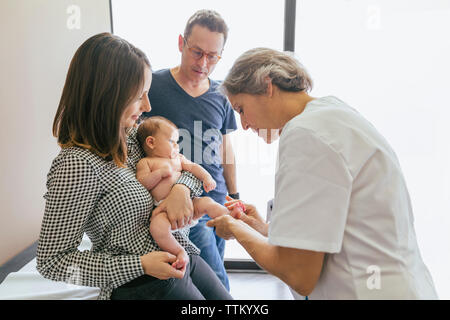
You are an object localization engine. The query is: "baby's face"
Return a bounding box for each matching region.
[153,123,180,159]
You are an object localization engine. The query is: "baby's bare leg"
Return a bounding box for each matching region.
[193,197,229,220]
[150,212,189,270]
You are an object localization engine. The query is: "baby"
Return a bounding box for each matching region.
[136,116,243,270]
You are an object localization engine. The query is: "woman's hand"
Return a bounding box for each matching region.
[151,184,194,230]
[140,251,185,279]
[225,196,269,237]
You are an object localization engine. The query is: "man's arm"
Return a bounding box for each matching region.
[221,134,237,195]
[207,215,324,296]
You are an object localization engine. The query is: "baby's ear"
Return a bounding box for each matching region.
[146,136,156,149]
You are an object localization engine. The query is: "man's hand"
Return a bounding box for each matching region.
[152,184,193,230]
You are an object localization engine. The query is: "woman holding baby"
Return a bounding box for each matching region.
[36,32,232,300]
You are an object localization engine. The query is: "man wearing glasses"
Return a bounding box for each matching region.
[144,10,238,292]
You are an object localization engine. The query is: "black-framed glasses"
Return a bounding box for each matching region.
[183,38,222,64]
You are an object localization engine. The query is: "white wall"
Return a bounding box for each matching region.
[0,0,111,265]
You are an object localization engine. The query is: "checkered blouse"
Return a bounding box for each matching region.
[36,127,203,300]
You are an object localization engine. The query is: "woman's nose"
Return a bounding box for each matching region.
[142,94,151,112]
[240,116,249,130]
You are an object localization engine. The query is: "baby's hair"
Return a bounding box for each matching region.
[137,116,178,148]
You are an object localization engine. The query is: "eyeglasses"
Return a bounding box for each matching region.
[183,38,222,64]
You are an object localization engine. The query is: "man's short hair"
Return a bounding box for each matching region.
[184,9,229,45]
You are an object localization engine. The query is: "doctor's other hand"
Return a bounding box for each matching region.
[206,215,240,240]
[225,197,269,237]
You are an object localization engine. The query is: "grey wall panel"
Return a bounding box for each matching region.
[0,0,111,265]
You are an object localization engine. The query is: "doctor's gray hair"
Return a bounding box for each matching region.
[221,48,313,96]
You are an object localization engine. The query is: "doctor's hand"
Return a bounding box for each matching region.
[225,196,269,237]
[206,214,241,240]
[152,184,193,230]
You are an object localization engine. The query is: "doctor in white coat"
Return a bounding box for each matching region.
[208,47,438,299]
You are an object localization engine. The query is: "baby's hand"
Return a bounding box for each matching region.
[203,177,216,193]
[160,167,172,179]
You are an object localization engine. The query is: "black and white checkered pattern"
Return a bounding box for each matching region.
[36,128,203,300]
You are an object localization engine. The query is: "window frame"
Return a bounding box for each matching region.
[109,0,297,271]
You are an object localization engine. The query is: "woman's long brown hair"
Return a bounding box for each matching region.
[53,32,150,167]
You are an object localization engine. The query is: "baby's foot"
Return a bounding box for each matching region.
[172,250,189,271]
[229,201,245,219]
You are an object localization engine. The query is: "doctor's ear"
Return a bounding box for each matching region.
[265,78,274,97]
[146,136,156,149]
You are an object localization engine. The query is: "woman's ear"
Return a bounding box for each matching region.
[146,136,156,149]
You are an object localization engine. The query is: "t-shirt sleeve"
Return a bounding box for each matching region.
[268,127,353,253]
[220,98,237,135]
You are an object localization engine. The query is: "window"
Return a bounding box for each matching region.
[111,0,285,260]
[295,0,450,298]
